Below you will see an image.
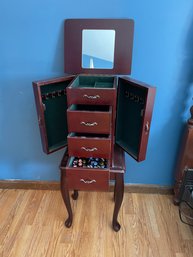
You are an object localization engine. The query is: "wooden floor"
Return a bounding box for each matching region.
[0,189,193,257]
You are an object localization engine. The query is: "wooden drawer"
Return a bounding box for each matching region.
[66,157,109,191]
[66,75,117,106]
[67,87,116,106]
[67,105,112,134]
[67,133,111,159]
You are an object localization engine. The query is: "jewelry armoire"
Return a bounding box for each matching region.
[33,19,156,231]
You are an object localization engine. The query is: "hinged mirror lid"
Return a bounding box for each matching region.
[115,77,156,162]
[64,19,134,75]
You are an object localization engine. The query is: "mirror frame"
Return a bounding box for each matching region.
[64,19,134,75]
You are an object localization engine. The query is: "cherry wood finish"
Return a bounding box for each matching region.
[136,80,156,161]
[32,19,156,231]
[33,75,155,231]
[67,106,112,134]
[67,133,111,159]
[116,77,156,161]
[174,106,193,204]
[67,80,117,106]
[71,190,79,200]
[64,19,134,75]
[113,173,124,231]
[60,145,126,231]
[67,87,117,106]
[111,142,126,172]
[60,150,73,227]
[66,166,109,191]
[33,75,155,159]
[33,76,75,154]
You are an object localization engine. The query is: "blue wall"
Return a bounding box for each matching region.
[1,0,193,185]
[82,54,113,69]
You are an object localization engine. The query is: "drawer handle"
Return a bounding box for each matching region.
[80,179,96,184]
[83,94,100,99]
[81,147,98,152]
[80,121,98,127]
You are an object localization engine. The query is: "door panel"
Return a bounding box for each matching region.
[33,75,75,154]
[115,77,156,162]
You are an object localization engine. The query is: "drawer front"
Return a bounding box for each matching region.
[66,168,109,191]
[68,135,111,158]
[67,88,116,106]
[67,110,111,134]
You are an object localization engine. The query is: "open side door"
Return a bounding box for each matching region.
[33,75,75,154]
[115,77,156,162]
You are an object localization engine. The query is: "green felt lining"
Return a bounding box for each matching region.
[71,75,115,88]
[41,81,70,152]
[115,79,147,159]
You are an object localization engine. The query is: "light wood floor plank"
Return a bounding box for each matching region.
[0,190,193,257]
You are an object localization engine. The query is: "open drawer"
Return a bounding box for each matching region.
[67,75,117,106]
[68,133,111,159]
[67,104,112,134]
[66,156,110,191]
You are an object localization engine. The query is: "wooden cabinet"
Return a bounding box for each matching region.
[33,74,155,231]
[174,106,193,204]
[32,19,156,231]
[33,75,155,159]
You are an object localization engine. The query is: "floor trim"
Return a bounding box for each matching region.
[0,180,173,194]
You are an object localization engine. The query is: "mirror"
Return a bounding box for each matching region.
[82,29,115,69]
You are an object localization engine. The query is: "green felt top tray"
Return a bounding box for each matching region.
[70,75,116,88]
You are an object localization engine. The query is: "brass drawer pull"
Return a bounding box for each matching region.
[80,179,96,184]
[81,147,98,152]
[80,121,98,127]
[83,94,100,99]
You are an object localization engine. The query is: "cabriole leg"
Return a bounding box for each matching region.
[113,180,117,202]
[72,190,79,200]
[61,171,73,228]
[112,173,124,232]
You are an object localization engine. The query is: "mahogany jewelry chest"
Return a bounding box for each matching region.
[33,19,156,231]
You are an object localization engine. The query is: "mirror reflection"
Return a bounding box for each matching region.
[82,29,115,69]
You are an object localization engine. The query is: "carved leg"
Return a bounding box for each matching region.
[60,171,73,228]
[72,190,79,200]
[113,180,117,202]
[112,173,124,232]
